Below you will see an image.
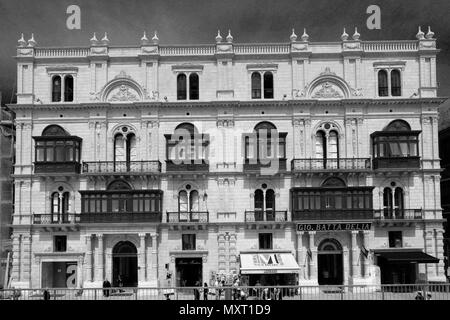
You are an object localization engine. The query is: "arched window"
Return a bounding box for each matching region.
[64,75,74,102]
[328,131,339,159]
[114,132,137,168]
[51,191,70,223]
[177,74,187,100]
[52,76,62,102]
[394,187,404,217]
[189,190,199,211]
[315,131,326,159]
[179,190,188,212]
[251,72,261,99]
[42,125,68,136]
[189,73,199,100]
[383,187,393,217]
[254,189,264,212]
[263,72,274,99]
[321,177,346,187]
[107,180,132,191]
[391,69,401,96]
[378,70,388,97]
[265,189,275,212]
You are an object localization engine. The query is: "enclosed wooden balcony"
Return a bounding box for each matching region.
[372,157,420,170]
[292,209,373,221]
[79,212,162,223]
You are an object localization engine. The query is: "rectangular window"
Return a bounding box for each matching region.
[259,233,273,250]
[182,234,196,250]
[54,235,67,252]
[388,231,402,248]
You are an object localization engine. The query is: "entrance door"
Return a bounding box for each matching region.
[317,239,344,285]
[175,258,202,287]
[41,262,77,288]
[112,241,138,287]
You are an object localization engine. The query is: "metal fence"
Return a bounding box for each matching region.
[1,284,450,300]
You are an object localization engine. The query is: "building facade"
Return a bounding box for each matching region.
[8,27,447,289]
[0,95,14,288]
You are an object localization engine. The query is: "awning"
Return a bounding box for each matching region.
[374,249,439,263]
[240,252,300,274]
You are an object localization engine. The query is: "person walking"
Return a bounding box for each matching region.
[203,282,209,300]
[43,288,51,301]
[103,278,111,297]
[194,281,201,300]
[117,275,124,292]
[415,291,425,300]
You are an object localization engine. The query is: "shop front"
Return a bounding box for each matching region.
[239,251,300,287]
[374,248,439,285]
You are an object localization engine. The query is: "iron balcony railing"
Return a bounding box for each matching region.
[1,284,449,300]
[79,212,162,223]
[82,161,161,174]
[33,213,81,224]
[291,158,371,171]
[292,209,374,221]
[374,209,423,220]
[166,211,209,223]
[244,210,288,222]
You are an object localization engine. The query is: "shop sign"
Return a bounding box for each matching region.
[252,253,284,267]
[296,222,371,232]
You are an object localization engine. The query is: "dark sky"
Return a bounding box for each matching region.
[1,0,449,105]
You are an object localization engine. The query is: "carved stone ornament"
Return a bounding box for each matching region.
[91,47,107,55]
[419,41,436,49]
[90,91,101,101]
[142,46,158,54]
[292,43,308,51]
[217,44,232,52]
[320,67,336,76]
[107,85,139,102]
[311,82,343,99]
[344,42,361,50]
[18,48,33,55]
[351,88,363,96]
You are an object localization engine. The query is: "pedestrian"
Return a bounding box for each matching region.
[426,293,432,300]
[203,282,209,300]
[117,275,124,292]
[262,287,271,300]
[232,279,240,300]
[214,279,220,300]
[194,281,201,300]
[415,291,424,300]
[43,288,51,300]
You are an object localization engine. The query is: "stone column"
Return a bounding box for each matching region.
[11,234,21,283]
[296,231,304,279]
[308,232,317,281]
[85,235,93,282]
[95,234,104,281]
[362,231,370,278]
[139,233,147,283]
[150,233,159,284]
[77,256,84,288]
[21,235,32,286]
[351,231,360,278]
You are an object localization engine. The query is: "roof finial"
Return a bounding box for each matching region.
[301,28,309,42]
[141,31,149,45]
[18,33,26,47]
[352,27,360,40]
[90,32,98,46]
[226,29,233,43]
[426,26,435,39]
[101,32,110,45]
[152,31,159,44]
[341,28,349,41]
[416,26,425,40]
[290,28,297,42]
[27,33,37,47]
[215,30,223,43]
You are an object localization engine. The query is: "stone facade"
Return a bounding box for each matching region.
[8,27,447,289]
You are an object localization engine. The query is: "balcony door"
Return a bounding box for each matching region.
[318,239,344,285]
[114,132,137,172]
[178,188,200,221]
[254,188,275,221]
[315,125,339,169]
[51,191,70,223]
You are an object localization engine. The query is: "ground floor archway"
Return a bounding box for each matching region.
[317,239,344,285]
[112,241,138,287]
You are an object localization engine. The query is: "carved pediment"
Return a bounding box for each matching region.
[107,84,140,102]
[311,82,344,99]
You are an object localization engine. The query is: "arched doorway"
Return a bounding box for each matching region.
[318,239,344,285]
[112,241,138,287]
